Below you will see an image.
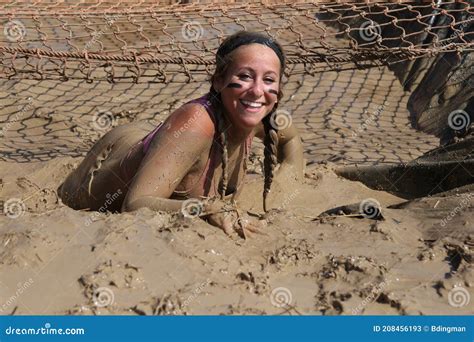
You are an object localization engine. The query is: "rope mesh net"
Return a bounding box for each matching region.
[0,0,472,166]
[1,1,472,82]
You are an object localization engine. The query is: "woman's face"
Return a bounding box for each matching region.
[214,43,281,130]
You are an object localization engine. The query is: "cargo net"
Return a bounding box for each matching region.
[0,1,472,164]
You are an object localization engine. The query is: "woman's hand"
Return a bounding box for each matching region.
[204,199,267,238]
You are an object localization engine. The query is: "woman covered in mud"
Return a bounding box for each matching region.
[59,31,304,237]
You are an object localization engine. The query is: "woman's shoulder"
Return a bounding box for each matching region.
[168,99,216,139]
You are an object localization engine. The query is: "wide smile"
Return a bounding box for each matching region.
[239,99,265,113]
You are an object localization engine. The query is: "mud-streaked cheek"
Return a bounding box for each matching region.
[226,82,243,89]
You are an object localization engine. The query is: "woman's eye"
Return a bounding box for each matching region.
[237,74,275,83]
[239,74,251,80]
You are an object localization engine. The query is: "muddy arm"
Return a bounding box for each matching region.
[123,188,251,237]
[276,124,304,181]
[121,105,214,213]
[122,196,185,213]
[254,121,305,181]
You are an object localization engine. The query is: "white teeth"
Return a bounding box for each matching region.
[240,99,263,108]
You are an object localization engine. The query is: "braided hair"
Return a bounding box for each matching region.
[208,31,286,211]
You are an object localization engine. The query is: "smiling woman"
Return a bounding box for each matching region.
[58,30,304,238]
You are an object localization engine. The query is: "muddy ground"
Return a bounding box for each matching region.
[0,46,472,314]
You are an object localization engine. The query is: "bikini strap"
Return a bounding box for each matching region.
[186,94,215,123]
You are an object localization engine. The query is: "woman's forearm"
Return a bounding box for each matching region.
[122,195,237,227]
[122,195,233,217]
[122,196,187,213]
[278,136,304,180]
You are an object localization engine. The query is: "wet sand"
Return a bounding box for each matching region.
[0,56,472,315]
[0,152,472,315]
[1,0,473,317]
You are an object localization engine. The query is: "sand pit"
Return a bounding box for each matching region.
[0,141,472,315]
[0,1,473,316]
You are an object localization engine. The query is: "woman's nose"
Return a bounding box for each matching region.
[248,79,265,97]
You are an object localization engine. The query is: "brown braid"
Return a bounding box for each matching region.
[262,91,283,212]
[217,112,228,199]
[208,87,228,200]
